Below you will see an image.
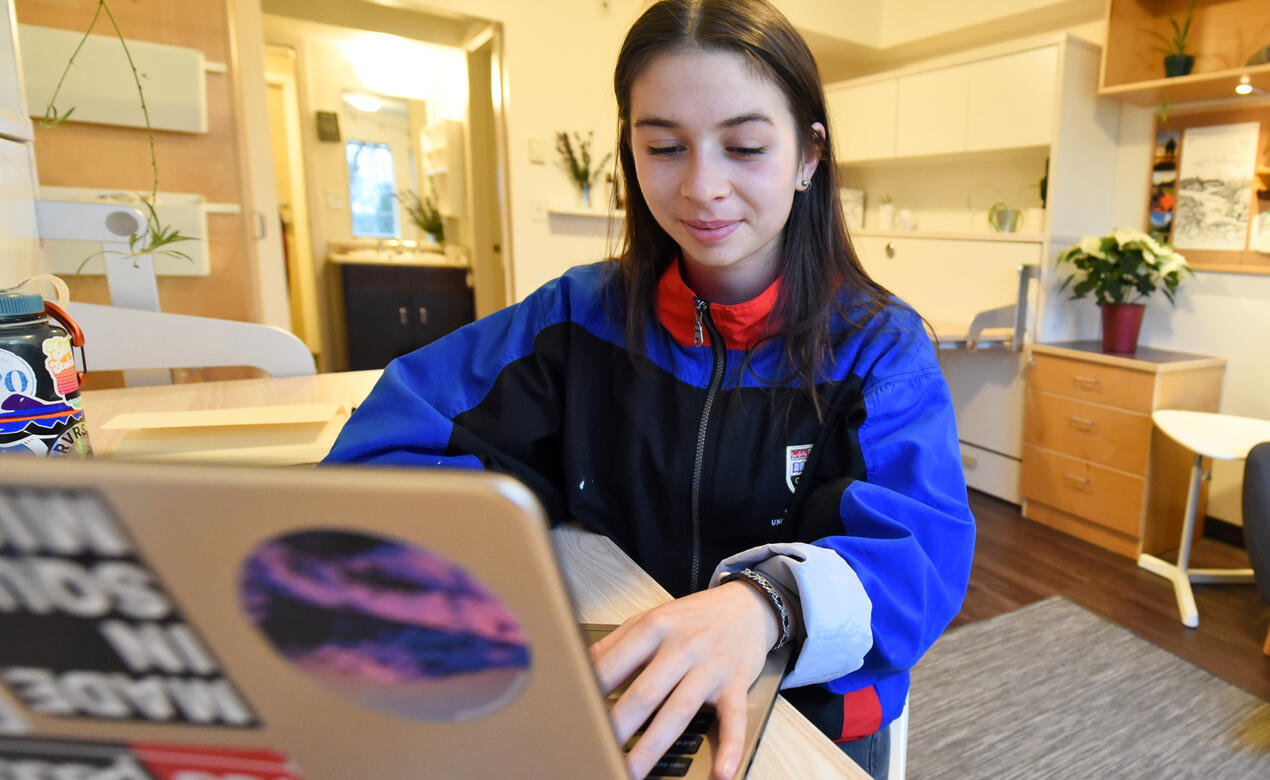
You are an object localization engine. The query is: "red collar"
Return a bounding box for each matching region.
[655,262,781,349]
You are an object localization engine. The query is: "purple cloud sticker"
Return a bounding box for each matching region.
[240,530,530,721]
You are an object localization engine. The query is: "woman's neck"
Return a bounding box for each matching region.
[679,254,781,305]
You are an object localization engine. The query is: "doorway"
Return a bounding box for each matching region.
[250,1,513,370]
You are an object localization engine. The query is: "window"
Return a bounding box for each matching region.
[346,140,399,238]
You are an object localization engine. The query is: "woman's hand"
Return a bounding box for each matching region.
[589,581,780,779]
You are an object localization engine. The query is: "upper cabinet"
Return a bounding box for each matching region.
[827,39,1062,164]
[1100,0,1270,106]
[826,78,896,162]
[965,47,1057,151]
[896,64,969,157]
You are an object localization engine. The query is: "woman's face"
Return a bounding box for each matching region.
[629,47,821,303]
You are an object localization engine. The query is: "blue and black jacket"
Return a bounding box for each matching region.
[325,260,975,742]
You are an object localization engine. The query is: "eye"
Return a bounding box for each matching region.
[647,145,684,156]
[729,146,767,157]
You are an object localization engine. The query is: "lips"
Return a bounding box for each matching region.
[681,219,741,244]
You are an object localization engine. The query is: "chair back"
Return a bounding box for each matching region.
[1244,441,1270,603]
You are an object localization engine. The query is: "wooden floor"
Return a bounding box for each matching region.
[958,489,1270,702]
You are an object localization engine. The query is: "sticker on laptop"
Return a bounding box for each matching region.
[0,691,27,735]
[0,487,259,728]
[239,529,531,721]
[0,736,304,779]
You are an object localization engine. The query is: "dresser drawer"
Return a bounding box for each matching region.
[1023,391,1152,474]
[1028,354,1154,412]
[1021,444,1144,537]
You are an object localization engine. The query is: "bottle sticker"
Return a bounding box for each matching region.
[42,336,79,397]
[0,348,90,457]
[0,350,37,397]
[0,737,304,779]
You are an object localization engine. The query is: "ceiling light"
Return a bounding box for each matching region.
[345,93,383,113]
[1236,75,1253,95]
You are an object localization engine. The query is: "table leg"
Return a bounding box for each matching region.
[1137,453,1204,628]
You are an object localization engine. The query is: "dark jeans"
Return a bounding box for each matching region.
[836,724,891,779]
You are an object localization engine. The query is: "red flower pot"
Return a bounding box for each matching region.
[1100,303,1146,353]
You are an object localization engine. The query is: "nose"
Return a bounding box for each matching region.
[680,151,729,204]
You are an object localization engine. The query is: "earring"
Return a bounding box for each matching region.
[800,178,810,189]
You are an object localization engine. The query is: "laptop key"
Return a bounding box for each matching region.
[683,712,715,735]
[648,756,692,778]
[671,734,703,754]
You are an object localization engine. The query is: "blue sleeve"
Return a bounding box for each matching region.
[322,277,573,518]
[815,363,975,691]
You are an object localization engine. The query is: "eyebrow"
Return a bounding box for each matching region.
[632,112,775,130]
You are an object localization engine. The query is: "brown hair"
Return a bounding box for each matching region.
[611,0,893,412]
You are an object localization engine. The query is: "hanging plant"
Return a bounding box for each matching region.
[41,0,195,271]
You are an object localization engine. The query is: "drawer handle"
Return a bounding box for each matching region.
[1064,473,1091,488]
[419,306,428,325]
[1072,375,1100,388]
[398,306,408,326]
[961,455,978,469]
[1068,416,1095,431]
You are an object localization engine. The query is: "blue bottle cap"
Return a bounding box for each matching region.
[0,292,45,318]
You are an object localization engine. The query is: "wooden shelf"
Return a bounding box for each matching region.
[1101,0,1270,106]
[1099,62,1270,106]
[852,228,1046,243]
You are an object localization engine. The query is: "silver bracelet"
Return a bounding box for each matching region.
[721,568,792,650]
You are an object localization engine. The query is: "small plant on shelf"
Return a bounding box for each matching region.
[398,189,445,244]
[1147,0,1197,78]
[43,0,195,270]
[556,131,612,208]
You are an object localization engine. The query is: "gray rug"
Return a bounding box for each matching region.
[907,597,1270,779]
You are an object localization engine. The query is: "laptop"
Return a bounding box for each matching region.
[0,458,792,779]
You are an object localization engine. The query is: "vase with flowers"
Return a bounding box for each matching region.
[398,188,444,245]
[1056,227,1193,354]
[556,131,612,209]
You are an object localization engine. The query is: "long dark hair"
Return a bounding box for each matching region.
[612,0,893,413]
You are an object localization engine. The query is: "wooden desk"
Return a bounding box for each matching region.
[82,372,867,779]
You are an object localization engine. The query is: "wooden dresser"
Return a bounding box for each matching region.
[1021,342,1226,558]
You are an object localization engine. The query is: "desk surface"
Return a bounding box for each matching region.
[82,372,867,779]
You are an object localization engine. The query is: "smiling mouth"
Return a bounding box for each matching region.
[681,220,741,244]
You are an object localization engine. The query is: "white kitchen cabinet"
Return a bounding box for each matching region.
[826,79,897,162]
[828,34,1120,503]
[965,46,1057,151]
[896,65,969,157]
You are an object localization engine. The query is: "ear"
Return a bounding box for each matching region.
[796,122,825,191]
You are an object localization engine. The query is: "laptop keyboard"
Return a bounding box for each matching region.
[614,700,715,778]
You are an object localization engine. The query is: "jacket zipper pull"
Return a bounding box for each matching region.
[693,297,708,347]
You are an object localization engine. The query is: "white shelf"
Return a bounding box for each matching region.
[548,206,626,219]
[852,229,1046,243]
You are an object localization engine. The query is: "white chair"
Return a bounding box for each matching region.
[65,301,315,381]
[1138,410,1270,627]
[888,695,909,780]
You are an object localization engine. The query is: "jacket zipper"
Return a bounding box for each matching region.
[690,297,726,592]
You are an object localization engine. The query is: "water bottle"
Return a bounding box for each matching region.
[0,287,92,456]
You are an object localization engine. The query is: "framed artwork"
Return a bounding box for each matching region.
[839,188,864,230]
[1150,105,1270,274]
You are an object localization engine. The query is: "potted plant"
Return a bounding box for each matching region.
[1148,0,1197,78]
[556,131,612,209]
[876,193,894,230]
[1056,227,1193,353]
[398,189,444,244]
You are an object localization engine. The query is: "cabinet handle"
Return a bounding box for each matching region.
[1072,375,1100,388]
[1068,416,1095,430]
[418,307,428,325]
[885,242,896,258]
[961,454,978,469]
[399,306,408,326]
[1064,473,1091,487]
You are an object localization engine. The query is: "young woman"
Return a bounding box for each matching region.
[325,1,975,777]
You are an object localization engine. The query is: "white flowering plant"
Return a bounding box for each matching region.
[1056,227,1192,306]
